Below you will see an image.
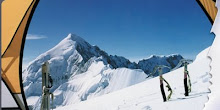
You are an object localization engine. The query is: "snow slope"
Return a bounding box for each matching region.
[23,34,183,109]
[204,1,220,109]
[56,47,211,110]
[52,63,146,106]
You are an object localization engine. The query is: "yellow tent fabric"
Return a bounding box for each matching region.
[1,0,39,109]
[197,0,217,24]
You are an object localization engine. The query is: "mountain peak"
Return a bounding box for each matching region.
[65,33,86,43]
[58,33,91,50]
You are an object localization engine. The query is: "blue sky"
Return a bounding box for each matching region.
[23,0,214,67]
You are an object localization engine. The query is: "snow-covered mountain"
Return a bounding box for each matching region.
[138,54,182,76]
[56,47,211,110]
[22,34,183,109]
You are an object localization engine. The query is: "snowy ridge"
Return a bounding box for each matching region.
[23,34,183,109]
[56,47,211,110]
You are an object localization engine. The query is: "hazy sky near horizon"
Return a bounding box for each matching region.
[23,0,214,68]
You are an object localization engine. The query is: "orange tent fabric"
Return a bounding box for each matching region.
[197,0,218,24]
[1,0,39,109]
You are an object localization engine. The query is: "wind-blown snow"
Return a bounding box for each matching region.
[56,47,211,110]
